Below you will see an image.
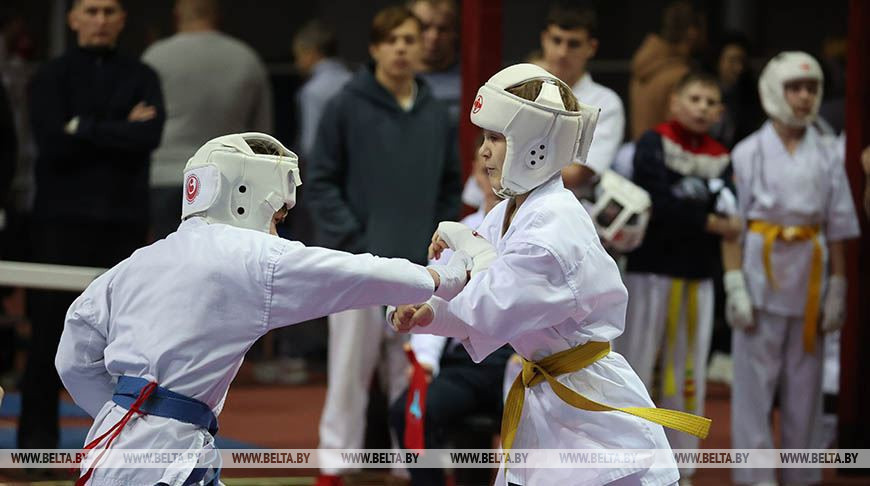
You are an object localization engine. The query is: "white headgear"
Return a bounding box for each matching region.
[758,51,824,127]
[584,170,651,253]
[470,63,600,198]
[180,133,301,233]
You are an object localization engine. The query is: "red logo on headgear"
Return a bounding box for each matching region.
[185,174,200,203]
[801,63,810,71]
[472,95,483,114]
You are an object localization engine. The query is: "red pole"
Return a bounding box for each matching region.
[459,0,503,188]
[839,0,870,459]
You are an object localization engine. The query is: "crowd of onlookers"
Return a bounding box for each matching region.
[0,0,866,485]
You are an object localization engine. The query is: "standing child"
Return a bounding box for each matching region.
[730,51,860,486]
[618,71,749,484]
[392,64,710,486]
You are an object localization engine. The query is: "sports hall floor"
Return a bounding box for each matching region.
[2,375,867,485]
[0,287,866,485]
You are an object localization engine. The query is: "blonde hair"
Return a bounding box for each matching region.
[505,79,579,111]
[246,138,283,156]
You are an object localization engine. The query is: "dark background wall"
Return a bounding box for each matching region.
[3,0,849,66]
[1,0,849,146]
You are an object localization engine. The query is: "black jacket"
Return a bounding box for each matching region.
[29,46,164,223]
[0,82,16,209]
[306,66,461,264]
[626,122,733,279]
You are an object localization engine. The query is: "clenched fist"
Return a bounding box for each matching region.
[390,303,435,332]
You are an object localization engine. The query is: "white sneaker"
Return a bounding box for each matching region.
[706,351,734,385]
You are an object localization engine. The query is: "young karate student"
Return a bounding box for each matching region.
[54,133,460,486]
[391,64,710,486]
[729,52,860,486]
[618,71,747,484]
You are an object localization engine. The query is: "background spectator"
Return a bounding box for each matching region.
[19,0,164,453]
[629,0,706,139]
[308,6,460,485]
[408,0,460,121]
[706,31,763,149]
[293,19,350,160]
[142,0,272,240]
[539,2,625,190]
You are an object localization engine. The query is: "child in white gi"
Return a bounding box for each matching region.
[618,72,747,484]
[54,133,465,486]
[729,52,860,486]
[392,64,710,486]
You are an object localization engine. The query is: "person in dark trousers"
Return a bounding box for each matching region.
[18,0,164,452]
[390,343,511,486]
[308,6,460,486]
[0,80,18,377]
[0,82,15,207]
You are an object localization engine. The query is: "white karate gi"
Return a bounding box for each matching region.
[318,305,408,476]
[55,217,434,486]
[413,176,679,486]
[572,73,626,174]
[410,209,487,375]
[730,122,860,485]
[619,274,714,480]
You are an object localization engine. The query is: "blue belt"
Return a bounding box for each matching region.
[113,376,218,435]
[112,376,220,485]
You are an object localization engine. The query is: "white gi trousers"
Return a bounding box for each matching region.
[619,273,714,478]
[318,306,407,474]
[731,309,823,485]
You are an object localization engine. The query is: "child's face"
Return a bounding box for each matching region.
[783,79,819,122]
[369,19,423,81]
[479,130,507,192]
[540,25,597,83]
[472,148,493,197]
[669,82,723,134]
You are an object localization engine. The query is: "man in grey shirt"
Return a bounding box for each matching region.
[143,0,273,239]
[293,20,351,159]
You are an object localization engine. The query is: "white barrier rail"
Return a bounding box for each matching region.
[0,261,107,292]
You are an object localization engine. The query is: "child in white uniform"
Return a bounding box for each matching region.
[619,72,748,483]
[392,64,710,486]
[55,133,455,486]
[729,52,860,486]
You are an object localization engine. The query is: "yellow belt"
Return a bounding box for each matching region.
[663,279,699,412]
[748,220,823,352]
[501,341,711,454]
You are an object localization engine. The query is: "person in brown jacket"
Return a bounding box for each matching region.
[629,1,705,140]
